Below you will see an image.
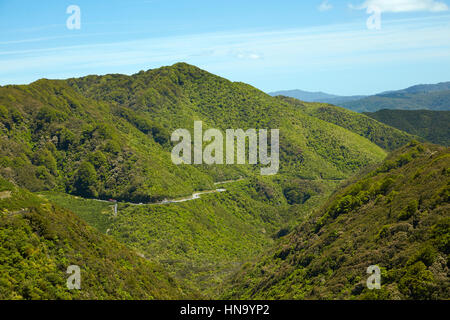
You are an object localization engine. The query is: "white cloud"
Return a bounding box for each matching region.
[351,0,448,12]
[235,51,261,60]
[318,0,333,11]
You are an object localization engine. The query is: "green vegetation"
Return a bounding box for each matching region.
[42,178,339,296]
[1,63,388,202]
[0,177,194,299]
[276,96,416,151]
[2,63,440,300]
[0,63,391,296]
[41,192,113,234]
[364,109,450,146]
[223,143,449,300]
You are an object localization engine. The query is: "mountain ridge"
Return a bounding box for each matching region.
[270,81,450,112]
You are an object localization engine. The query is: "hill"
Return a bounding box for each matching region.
[42,177,339,295]
[364,109,450,146]
[0,177,193,299]
[385,82,450,94]
[223,142,450,299]
[0,63,389,202]
[274,96,417,151]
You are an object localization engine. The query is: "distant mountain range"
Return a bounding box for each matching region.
[268,89,366,105]
[269,82,450,112]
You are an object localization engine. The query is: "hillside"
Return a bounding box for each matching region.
[0,63,389,202]
[275,96,417,151]
[223,142,450,299]
[0,177,192,299]
[364,109,450,146]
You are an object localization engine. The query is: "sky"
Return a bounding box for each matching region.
[0,0,449,95]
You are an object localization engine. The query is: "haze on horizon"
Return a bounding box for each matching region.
[1,0,449,95]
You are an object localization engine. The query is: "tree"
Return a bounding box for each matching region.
[73,161,98,198]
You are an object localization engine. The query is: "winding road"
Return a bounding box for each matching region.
[95,178,244,207]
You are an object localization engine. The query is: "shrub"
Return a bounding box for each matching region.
[399,262,434,299]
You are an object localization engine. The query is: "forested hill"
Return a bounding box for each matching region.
[364,109,450,146]
[0,177,194,299]
[275,96,417,151]
[223,142,450,300]
[0,63,397,203]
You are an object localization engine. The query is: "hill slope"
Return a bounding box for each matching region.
[275,96,417,151]
[223,142,450,299]
[0,177,192,299]
[0,63,388,201]
[364,109,450,146]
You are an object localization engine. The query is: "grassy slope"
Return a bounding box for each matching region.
[224,142,449,300]
[364,109,450,146]
[0,177,194,299]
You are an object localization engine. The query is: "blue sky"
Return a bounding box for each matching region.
[0,0,449,95]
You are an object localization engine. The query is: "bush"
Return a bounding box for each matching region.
[408,245,437,267]
[399,262,434,299]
